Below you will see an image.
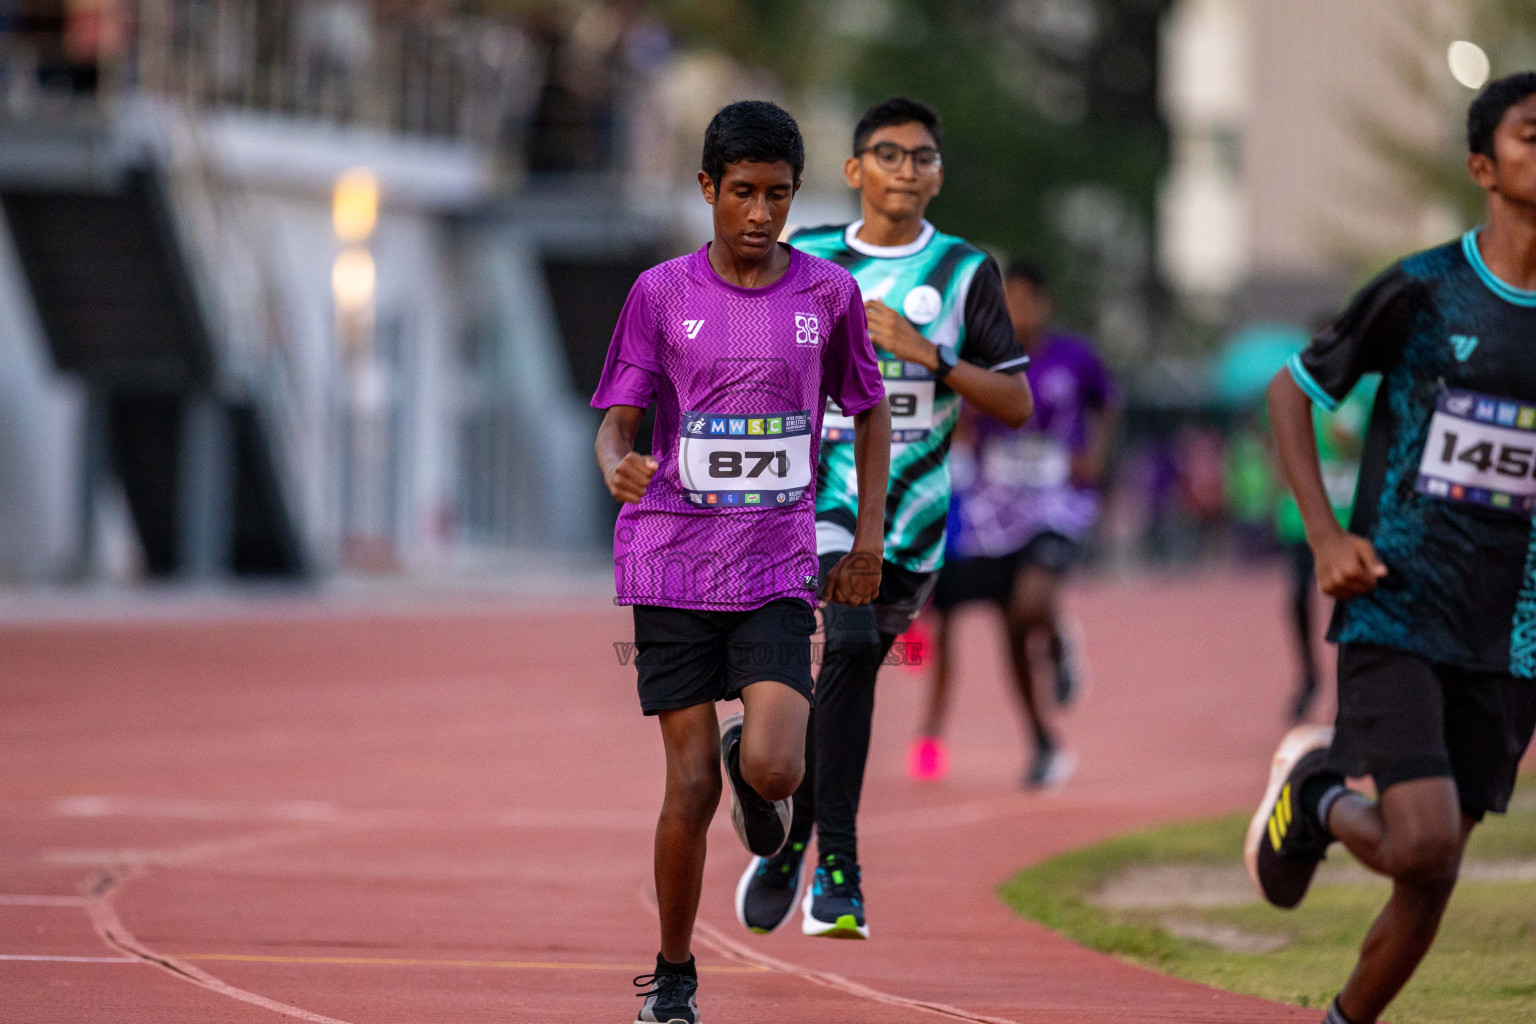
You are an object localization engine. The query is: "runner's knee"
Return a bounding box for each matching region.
[665,763,722,821]
[1384,827,1462,885]
[739,748,802,802]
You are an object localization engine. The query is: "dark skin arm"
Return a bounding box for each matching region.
[596,405,657,504]
[1267,369,1386,599]
[864,300,1033,428]
[822,397,892,607]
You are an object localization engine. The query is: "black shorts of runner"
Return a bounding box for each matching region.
[931,531,1082,613]
[631,599,817,715]
[1329,643,1536,821]
[816,552,938,638]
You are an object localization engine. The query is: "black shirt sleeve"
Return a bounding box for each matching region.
[960,257,1028,373]
[1293,265,1418,411]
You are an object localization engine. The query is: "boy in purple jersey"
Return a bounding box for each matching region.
[921,259,1117,789]
[592,101,890,1024]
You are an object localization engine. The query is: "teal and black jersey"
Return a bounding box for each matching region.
[1289,230,1536,676]
[791,220,1027,573]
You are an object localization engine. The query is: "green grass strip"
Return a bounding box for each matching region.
[998,787,1536,1023]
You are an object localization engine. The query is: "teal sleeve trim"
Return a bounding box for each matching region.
[1287,353,1341,413]
[1463,228,1536,307]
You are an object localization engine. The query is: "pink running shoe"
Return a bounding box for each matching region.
[908,736,949,782]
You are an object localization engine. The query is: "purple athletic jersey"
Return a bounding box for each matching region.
[949,334,1114,557]
[591,245,884,610]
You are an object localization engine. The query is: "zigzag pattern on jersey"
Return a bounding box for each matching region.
[615,510,820,608]
[611,247,863,609]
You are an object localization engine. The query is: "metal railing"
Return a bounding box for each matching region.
[1,1,548,149]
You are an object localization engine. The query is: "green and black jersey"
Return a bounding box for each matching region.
[790,220,1027,573]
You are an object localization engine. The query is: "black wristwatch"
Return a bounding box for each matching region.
[931,344,959,380]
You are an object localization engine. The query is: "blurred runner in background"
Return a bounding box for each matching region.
[918,259,1117,788]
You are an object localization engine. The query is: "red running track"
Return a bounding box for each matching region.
[1,572,1326,1023]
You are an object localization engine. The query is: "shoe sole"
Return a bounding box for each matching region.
[719,712,791,858]
[734,854,804,934]
[1244,723,1334,902]
[799,886,869,940]
[635,1016,698,1024]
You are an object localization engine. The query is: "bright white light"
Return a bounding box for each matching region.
[332,248,376,313]
[1448,41,1491,91]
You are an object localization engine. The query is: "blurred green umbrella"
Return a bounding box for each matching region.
[1214,323,1310,407]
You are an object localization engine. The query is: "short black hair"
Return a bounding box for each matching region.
[1468,72,1536,157]
[701,101,804,188]
[1004,257,1049,291]
[853,96,942,154]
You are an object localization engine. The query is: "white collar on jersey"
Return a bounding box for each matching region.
[844,219,935,258]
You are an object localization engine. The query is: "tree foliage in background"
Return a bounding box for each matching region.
[840,0,1171,338]
[476,0,1173,343]
[1372,0,1536,236]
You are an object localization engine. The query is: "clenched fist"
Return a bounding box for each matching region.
[822,549,882,607]
[607,452,658,504]
[1313,531,1387,600]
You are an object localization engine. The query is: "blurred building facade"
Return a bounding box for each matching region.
[1159,0,1468,326]
[0,1,854,583]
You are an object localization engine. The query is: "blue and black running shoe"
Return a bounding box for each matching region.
[800,852,868,939]
[734,840,807,933]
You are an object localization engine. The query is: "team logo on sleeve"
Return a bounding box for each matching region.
[794,313,822,345]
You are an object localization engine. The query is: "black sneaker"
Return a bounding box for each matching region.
[633,954,699,1024]
[1024,742,1075,791]
[735,839,807,933]
[1245,724,1336,909]
[800,852,868,939]
[719,713,791,857]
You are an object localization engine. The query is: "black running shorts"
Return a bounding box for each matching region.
[1329,643,1536,820]
[932,531,1082,613]
[631,599,816,715]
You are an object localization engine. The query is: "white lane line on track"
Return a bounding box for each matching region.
[48,795,657,831]
[0,894,86,906]
[0,953,138,963]
[640,889,1023,1024]
[77,824,369,1024]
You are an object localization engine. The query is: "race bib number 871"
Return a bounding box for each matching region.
[1416,387,1536,514]
[679,410,814,508]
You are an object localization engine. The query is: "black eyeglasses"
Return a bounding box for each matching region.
[856,141,943,174]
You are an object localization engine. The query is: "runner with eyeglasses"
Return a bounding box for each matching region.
[731,96,1034,940]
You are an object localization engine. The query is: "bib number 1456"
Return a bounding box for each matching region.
[1416,387,1536,514]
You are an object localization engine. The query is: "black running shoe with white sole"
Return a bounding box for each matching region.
[735,839,807,933]
[1245,724,1336,909]
[1024,743,1075,791]
[800,853,867,939]
[633,954,699,1024]
[718,713,791,857]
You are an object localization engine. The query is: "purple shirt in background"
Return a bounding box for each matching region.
[949,333,1114,557]
[591,245,884,610]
